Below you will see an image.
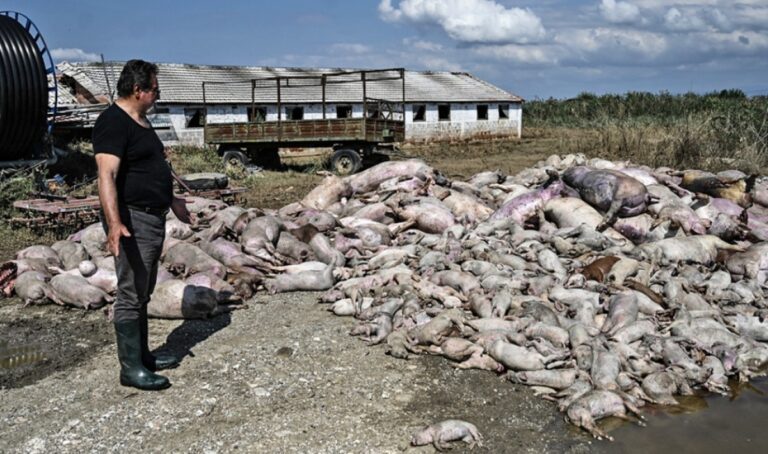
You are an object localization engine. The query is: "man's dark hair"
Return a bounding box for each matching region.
[116,59,158,97]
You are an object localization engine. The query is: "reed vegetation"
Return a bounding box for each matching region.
[524,90,768,172]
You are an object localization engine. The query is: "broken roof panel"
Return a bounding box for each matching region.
[57,62,523,105]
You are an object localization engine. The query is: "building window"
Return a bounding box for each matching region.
[248,106,267,122]
[184,108,205,128]
[498,104,509,120]
[477,104,488,120]
[286,106,304,120]
[412,104,426,122]
[336,105,352,118]
[438,104,451,121]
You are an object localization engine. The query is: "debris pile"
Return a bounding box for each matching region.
[4,156,768,440]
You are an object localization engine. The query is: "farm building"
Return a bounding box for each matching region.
[55,61,523,146]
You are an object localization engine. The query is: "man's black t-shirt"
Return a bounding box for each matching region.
[92,104,173,210]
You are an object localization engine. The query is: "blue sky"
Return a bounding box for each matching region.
[5,0,768,99]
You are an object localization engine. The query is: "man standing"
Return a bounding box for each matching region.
[93,60,191,391]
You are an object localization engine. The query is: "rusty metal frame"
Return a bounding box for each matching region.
[11,187,247,235]
[202,68,406,147]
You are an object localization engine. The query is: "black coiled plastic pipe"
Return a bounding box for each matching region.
[0,14,47,160]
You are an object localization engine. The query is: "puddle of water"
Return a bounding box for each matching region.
[595,377,768,454]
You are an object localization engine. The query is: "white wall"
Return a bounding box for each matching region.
[405,102,522,141]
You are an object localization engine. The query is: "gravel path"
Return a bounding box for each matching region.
[1,292,592,453]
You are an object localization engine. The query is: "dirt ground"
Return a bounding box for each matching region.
[0,139,599,452]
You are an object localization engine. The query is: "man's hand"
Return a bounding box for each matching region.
[107,223,131,257]
[171,196,194,224]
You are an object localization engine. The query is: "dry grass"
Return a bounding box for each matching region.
[403,132,568,179]
[241,169,325,210]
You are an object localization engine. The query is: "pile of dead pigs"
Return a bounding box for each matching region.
[4,155,768,443]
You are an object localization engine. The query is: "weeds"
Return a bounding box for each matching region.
[0,174,36,221]
[167,145,225,175]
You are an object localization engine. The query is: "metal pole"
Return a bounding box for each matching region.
[100,54,113,103]
[322,74,326,119]
[276,78,282,141]
[251,79,255,122]
[201,81,207,140]
[362,71,367,118]
[401,69,406,122]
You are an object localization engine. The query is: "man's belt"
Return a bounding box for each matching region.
[126,205,169,216]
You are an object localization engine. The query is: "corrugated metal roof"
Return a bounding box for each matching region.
[57,61,523,105]
[49,74,79,107]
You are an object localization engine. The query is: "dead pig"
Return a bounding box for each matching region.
[163,242,227,278]
[13,271,61,306]
[507,368,578,390]
[49,274,113,309]
[411,419,483,451]
[16,245,62,269]
[489,172,563,224]
[566,390,644,441]
[262,261,337,294]
[148,279,244,319]
[562,167,650,231]
[50,240,89,270]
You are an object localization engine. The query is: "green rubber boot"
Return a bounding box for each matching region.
[115,320,170,391]
[139,307,180,371]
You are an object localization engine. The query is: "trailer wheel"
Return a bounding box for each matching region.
[222,150,249,168]
[330,149,362,175]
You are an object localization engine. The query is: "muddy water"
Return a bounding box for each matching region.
[595,377,768,454]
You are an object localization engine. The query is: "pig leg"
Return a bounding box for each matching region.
[597,199,623,232]
[620,395,646,420]
[209,302,247,317]
[309,231,345,266]
[569,410,612,441]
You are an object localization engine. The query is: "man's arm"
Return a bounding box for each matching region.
[96,153,131,257]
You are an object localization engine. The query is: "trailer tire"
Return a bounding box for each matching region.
[330,149,362,175]
[222,150,249,168]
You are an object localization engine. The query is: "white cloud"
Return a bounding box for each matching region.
[402,38,444,52]
[51,48,101,62]
[472,44,560,65]
[663,6,734,32]
[731,6,768,29]
[664,7,707,31]
[706,9,732,31]
[418,56,463,72]
[599,0,641,24]
[330,43,372,54]
[557,28,668,64]
[378,0,546,44]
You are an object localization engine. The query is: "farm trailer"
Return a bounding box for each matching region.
[202,68,406,175]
